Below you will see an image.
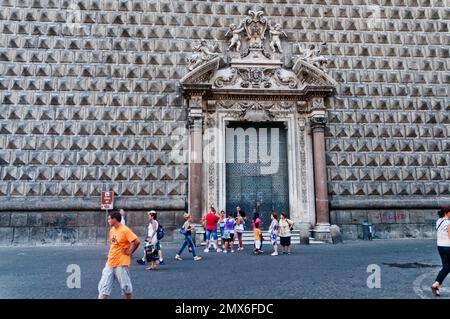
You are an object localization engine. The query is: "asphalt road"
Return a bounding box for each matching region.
[0,239,446,299]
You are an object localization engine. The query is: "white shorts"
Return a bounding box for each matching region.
[98,264,133,296]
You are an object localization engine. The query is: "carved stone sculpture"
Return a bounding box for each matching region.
[243,10,268,49]
[226,23,245,52]
[187,40,219,71]
[269,23,287,53]
[296,43,329,71]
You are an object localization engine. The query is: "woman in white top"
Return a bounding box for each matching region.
[145,211,160,270]
[235,212,245,251]
[431,207,450,296]
[278,212,294,255]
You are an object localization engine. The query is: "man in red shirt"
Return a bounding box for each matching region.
[203,207,222,253]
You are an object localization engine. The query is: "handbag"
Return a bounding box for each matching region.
[222,230,231,240]
[144,244,158,262]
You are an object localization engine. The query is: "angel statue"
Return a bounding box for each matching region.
[269,23,287,53]
[297,43,328,70]
[226,23,245,52]
[187,40,218,71]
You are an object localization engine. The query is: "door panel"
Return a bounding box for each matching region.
[225,122,289,230]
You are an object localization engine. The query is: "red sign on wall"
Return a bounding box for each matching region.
[101,191,114,210]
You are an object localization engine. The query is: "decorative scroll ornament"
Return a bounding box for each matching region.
[237,68,275,88]
[187,40,219,71]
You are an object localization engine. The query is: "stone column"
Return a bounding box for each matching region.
[188,97,203,224]
[310,113,332,242]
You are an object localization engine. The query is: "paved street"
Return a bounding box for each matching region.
[0,239,447,299]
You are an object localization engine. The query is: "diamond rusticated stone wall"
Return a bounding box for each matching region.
[0,0,449,244]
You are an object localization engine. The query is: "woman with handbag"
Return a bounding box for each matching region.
[137,210,163,267]
[145,211,160,270]
[278,212,294,255]
[175,213,202,261]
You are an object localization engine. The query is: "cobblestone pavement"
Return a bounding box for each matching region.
[0,239,447,299]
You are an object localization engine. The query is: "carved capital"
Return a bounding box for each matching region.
[188,117,203,130]
[189,95,203,109]
[310,116,327,131]
[311,97,325,111]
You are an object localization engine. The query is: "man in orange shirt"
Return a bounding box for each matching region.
[98,211,140,299]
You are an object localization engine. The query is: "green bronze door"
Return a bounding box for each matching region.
[225,122,289,229]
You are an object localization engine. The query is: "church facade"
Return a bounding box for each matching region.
[0,0,448,244]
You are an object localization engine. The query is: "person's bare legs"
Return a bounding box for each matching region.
[239,234,243,250]
[204,233,210,251]
[288,245,292,254]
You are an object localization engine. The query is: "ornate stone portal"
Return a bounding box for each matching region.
[180,11,337,241]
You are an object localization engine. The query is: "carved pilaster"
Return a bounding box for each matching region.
[310,112,331,242]
[188,95,204,222]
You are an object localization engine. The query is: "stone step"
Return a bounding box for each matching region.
[197,230,325,245]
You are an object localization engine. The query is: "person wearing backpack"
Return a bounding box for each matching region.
[145,211,160,270]
[136,210,164,267]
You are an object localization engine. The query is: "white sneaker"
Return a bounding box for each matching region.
[216,248,222,252]
[194,256,202,261]
[223,250,227,254]
[203,248,209,253]
[175,255,182,260]
[231,250,235,253]
[271,252,278,256]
